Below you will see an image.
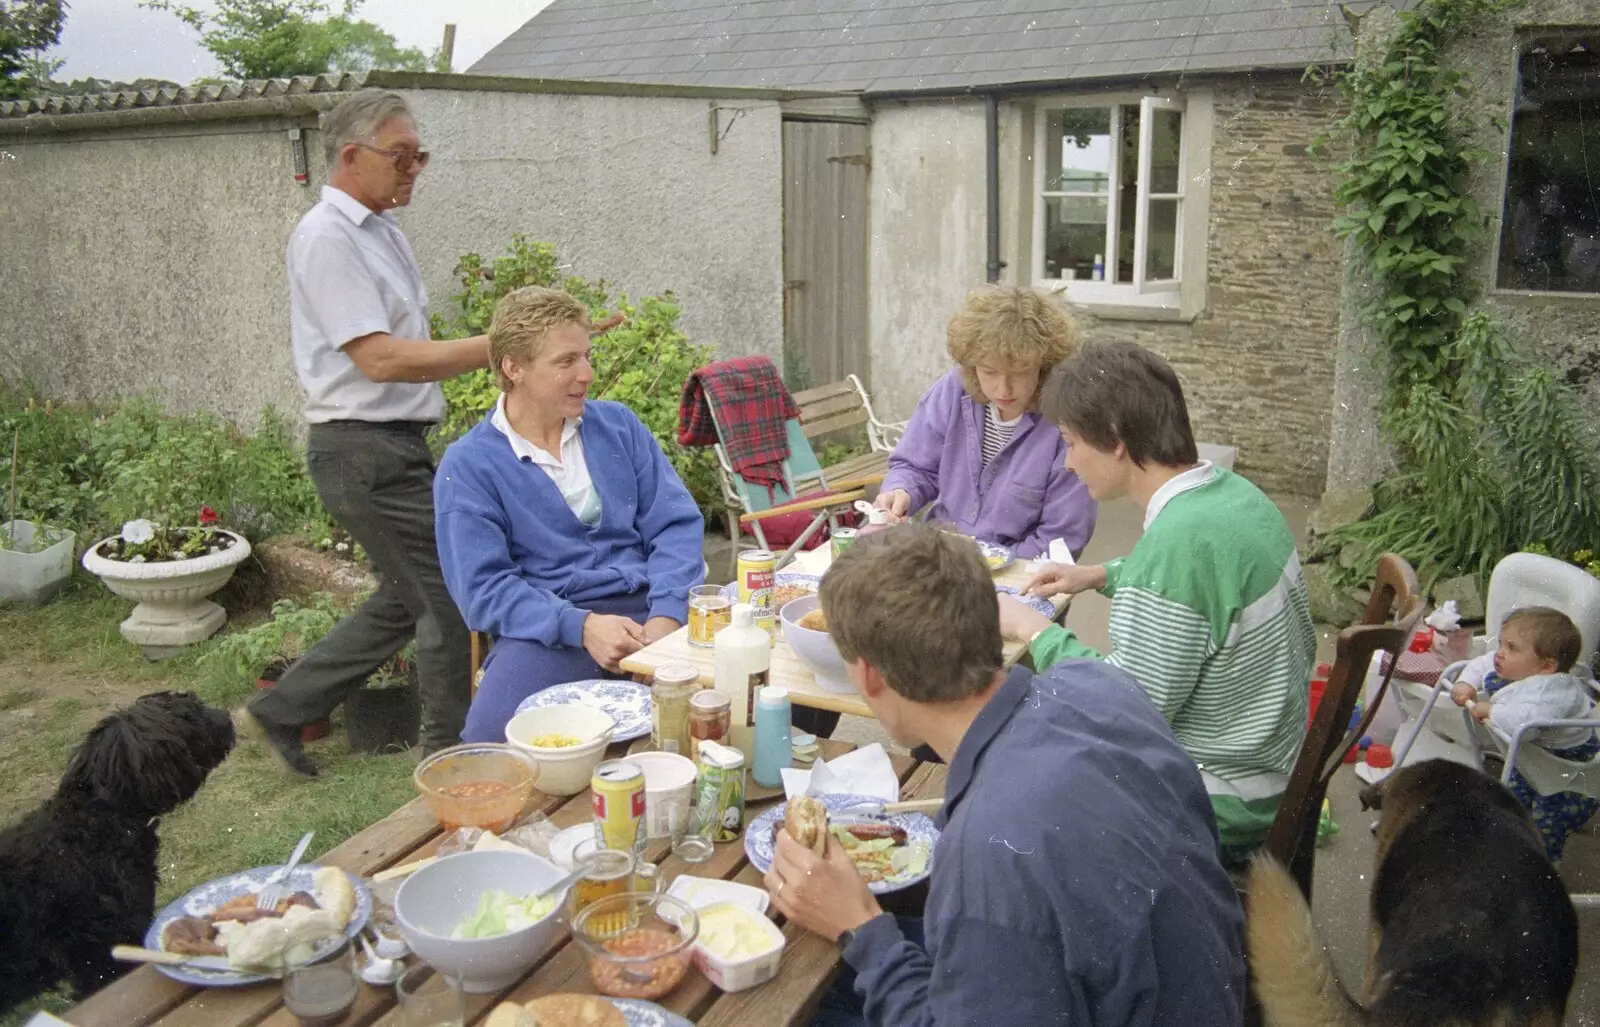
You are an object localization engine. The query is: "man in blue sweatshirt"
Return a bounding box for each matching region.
[764,524,1246,1026]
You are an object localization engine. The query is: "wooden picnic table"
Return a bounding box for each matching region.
[621,542,1064,719]
[64,736,943,1027]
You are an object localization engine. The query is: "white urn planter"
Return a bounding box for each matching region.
[82,529,252,658]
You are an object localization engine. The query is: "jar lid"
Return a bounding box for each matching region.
[691,690,731,711]
[655,664,699,686]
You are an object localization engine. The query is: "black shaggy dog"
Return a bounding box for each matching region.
[0,691,235,1011]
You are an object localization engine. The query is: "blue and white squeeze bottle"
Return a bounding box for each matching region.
[752,685,793,788]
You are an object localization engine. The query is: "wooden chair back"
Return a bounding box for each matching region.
[1260,554,1422,899]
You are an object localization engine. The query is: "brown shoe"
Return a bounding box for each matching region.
[234,707,319,778]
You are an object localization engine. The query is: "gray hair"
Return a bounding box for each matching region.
[321,90,413,167]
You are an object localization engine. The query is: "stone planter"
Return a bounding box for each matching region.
[82,529,252,658]
[0,520,76,606]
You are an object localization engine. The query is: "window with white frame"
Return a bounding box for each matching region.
[1034,98,1187,301]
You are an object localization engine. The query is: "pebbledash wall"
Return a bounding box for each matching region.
[864,73,1344,499]
[0,72,787,431]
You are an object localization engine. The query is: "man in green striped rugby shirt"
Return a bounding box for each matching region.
[997,342,1315,866]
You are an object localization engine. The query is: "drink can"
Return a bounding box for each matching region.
[690,741,746,843]
[830,527,858,561]
[591,759,647,858]
[736,549,777,637]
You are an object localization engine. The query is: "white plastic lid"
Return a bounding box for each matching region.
[759,685,789,705]
[866,507,889,525]
[667,875,772,916]
[730,603,754,628]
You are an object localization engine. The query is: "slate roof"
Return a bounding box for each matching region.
[470,0,1354,94]
[0,72,373,119]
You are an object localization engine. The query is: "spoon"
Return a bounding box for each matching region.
[357,931,401,985]
[534,863,591,903]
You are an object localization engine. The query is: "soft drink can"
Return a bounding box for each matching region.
[591,759,647,858]
[690,741,746,843]
[736,548,777,637]
[830,527,858,561]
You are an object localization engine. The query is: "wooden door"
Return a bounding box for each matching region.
[782,119,870,391]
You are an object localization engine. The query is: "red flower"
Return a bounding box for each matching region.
[199,506,220,525]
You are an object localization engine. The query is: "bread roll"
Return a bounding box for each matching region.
[786,795,830,856]
[311,866,356,926]
[526,994,626,1027]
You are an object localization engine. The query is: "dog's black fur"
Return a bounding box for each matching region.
[0,691,234,1011]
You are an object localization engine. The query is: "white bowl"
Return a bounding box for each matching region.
[394,849,570,993]
[505,704,615,796]
[626,751,699,840]
[779,595,855,693]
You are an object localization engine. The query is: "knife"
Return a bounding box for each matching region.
[112,945,237,973]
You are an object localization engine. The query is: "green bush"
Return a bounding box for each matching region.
[430,236,719,510]
[0,389,330,545]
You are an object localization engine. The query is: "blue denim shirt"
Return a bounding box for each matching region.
[843,661,1247,1026]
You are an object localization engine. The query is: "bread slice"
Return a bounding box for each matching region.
[526,994,626,1027]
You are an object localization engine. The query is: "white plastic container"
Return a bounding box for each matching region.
[0,520,75,606]
[714,603,771,761]
[628,751,699,840]
[686,901,786,993]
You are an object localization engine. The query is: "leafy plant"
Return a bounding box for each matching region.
[365,640,416,689]
[205,592,346,681]
[1315,0,1600,589]
[0,0,65,100]
[0,522,66,553]
[95,515,237,563]
[431,236,719,510]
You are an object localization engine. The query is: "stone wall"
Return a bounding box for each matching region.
[1325,0,1600,493]
[0,84,784,430]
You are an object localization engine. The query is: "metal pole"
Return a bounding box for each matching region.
[985,94,1001,283]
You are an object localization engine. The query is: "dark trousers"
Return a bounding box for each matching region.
[250,421,471,752]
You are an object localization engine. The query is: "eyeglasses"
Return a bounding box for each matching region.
[350,142,431,171]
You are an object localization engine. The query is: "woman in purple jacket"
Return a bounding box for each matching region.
[875,286,1096,559]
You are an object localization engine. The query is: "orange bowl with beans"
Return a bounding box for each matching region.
[413,743,539,833]
[570,892,700,1000]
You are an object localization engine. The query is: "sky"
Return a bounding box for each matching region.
[50,0,555,84]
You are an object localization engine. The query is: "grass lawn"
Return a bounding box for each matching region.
[0,581,420,1025]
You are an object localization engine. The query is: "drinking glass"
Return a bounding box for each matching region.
[282,936,359,1027]
[688,585,733,648]
[396,964,465,1027]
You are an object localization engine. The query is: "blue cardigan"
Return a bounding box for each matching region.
[434,401,705,647]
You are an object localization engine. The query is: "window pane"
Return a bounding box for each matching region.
[1149,108,1183,194]
[1145,198,1179,281]
[1044,108,1112,193]
[1043,196,1109,280]
[1497,35,1600,293]
[1115,105,1140,282]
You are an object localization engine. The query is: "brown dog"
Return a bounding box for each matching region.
[1247,759,1577,1027]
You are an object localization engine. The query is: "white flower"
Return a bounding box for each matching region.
[171,551,189,560]
[129,554,146,564]
[121,519,156,544]
[335,542,350,553]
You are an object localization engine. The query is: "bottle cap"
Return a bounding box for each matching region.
[759,685,789,705]
[730,603,753,629]
[1408,626,1435,654]
[1365,744,1394,769]
[866,507,888,525]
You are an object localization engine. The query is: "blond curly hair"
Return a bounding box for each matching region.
[945,286,1080,409]
[488,286,592,390]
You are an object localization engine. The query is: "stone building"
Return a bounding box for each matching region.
[474,0,1356,497]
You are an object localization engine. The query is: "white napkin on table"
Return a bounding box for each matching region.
[779,742,900,802]
[1026,538,1076,575]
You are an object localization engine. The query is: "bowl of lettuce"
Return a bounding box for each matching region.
[395,849,570,992]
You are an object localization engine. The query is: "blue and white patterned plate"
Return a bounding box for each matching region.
[515,679,653,742]
[719,571,821,605]
[744,793,940,895]
[610,998,697,1026]
[995,584,1056,619]
[144,864,372,987]
[975,538,1015,572]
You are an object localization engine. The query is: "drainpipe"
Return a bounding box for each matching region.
[985,93,1001,283]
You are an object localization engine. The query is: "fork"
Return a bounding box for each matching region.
[256,831,314,910]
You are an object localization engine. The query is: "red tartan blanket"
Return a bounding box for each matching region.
[677,357,800,492]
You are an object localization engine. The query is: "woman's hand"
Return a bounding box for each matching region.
[1024,562,1106,599]
[581,613,647,671]
[873,489,911,524]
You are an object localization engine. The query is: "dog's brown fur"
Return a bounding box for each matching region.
[1246,760,1577,1027]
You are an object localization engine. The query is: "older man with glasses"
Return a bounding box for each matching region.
[239,90,489,776]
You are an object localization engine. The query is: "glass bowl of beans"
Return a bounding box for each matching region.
[413,743,539,833]
[570,892,700,1000]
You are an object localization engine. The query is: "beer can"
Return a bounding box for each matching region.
[830,527,858,561]
[690,741,746,843]
[591,759,647,858]
[736,549,777,637]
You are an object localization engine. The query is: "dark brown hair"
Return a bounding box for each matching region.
[1039,341,1199,468]
[1503,606,1583,673]
[819,524,1003,702]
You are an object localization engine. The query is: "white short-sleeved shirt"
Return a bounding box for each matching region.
[491,395,602,526]
[287,185,445,424]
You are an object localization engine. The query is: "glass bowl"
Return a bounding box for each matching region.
[412,743,538,833]
[570,892,699,1000]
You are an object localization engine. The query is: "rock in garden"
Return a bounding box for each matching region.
[1431,574,1485,622]
[1304,561,1365,627]
[1309,485,1374,540]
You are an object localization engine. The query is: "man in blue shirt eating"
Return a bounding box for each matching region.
[764,524,1246,1026]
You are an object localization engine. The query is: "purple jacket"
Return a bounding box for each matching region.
[880,369,1096,559]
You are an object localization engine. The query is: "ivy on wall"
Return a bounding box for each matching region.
[1317,0,1600,587]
